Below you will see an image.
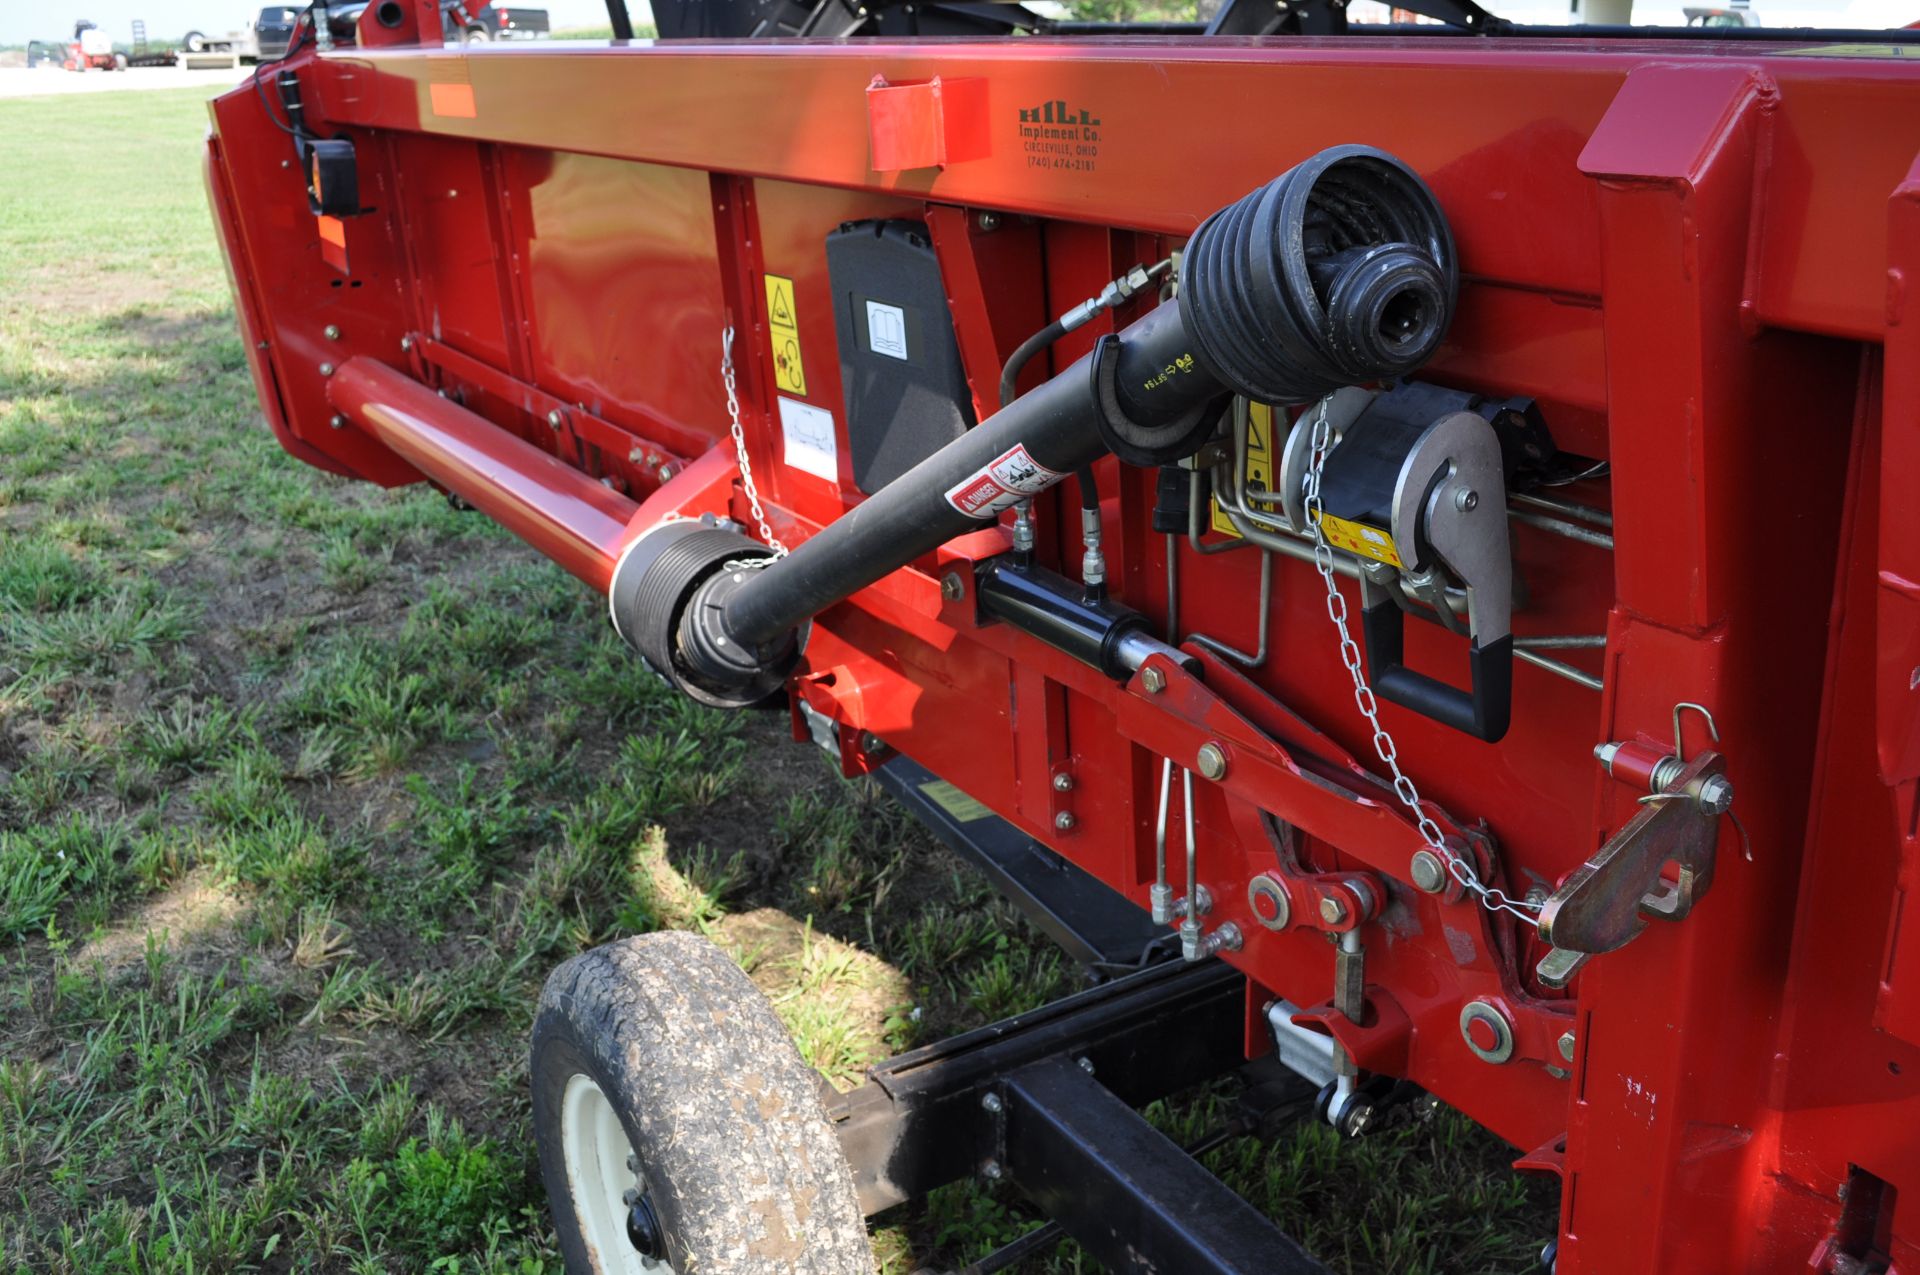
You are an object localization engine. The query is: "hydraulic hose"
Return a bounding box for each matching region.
[999,319,1069,410]
[613,145,1456,706]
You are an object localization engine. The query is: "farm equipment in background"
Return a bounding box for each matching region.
[64,21,127,70]
[321,0,552,45]
[203,1,1920,1271]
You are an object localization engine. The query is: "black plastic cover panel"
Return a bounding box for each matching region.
[825,220,977,494]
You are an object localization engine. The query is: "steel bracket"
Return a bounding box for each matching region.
[1535,751,1727,989]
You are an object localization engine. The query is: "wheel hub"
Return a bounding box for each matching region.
[627,1194,666,1258]
[560,1072,674,1273]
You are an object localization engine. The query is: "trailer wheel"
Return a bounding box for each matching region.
[183,30,207,51]
[462,26,491,42]
[531,931,873,1274]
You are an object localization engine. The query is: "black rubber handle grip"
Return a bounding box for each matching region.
[1360,597,1513,743]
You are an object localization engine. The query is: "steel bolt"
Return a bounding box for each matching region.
[547,409,563,430]
[977,211,1001,231]
[328,414,346,430]
[1454,488,1480,512]
[860,733,885,756]
[622,1188,638,1205]
[1140,666,1167,694]
[980,1091,1003,1114]
[981,1159,1003,1181]
[629,447,646,464]
[323,324,341,341]
[1342,1103,1375,1138]
[1460,999,1516,1065]
[658,464,676,483]
[1319,894,1348,926]
[1054,811,1077,833]
[1077,1056,1095,1075]
[1052,773,1074,792]
[318,362,334,377]
[940,572,964,601]
[1409,849,1447,894]
[1196,741,1228,781]
[1695,774,1735,817]
[1558,1030,1576,1063]
[399,334,413,352]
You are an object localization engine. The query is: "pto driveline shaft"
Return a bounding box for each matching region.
[719,302,1208,651]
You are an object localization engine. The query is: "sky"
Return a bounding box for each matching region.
[0,0,651,44]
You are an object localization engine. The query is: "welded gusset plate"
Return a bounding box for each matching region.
[1534,752,1726,989]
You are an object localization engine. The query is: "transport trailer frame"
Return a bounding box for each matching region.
[205,15,1920,1272]
[827,957,1324,1274]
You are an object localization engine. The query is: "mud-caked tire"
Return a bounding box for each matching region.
[531,931,873,1274]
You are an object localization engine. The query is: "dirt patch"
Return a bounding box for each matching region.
[75,867,249,971]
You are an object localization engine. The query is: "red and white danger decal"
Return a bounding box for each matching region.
[944,444,1065,518]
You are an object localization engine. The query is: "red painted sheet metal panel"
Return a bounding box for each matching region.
[514,151,733,449]
[310,39,1920,340]
[206,92,422,487]
[390,134,515,365]
[1764,384,1920,1275]
[312,41,1617,301]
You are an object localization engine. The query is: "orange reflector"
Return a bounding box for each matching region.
[430,81,476,118]
[317,214,348,272]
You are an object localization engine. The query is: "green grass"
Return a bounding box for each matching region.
[0,87,1555,1272]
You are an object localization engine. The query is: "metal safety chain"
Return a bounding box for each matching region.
[1300,396,1541,923]
[721,326,786,566]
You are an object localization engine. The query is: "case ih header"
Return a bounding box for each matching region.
[206,3,1920,1270]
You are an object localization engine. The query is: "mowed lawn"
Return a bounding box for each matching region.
[0,87,1555,1273]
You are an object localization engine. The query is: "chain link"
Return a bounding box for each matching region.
[1300,397,1540,923]
[721,326,786,567]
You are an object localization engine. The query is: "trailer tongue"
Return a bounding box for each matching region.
[205,10,1920,1272]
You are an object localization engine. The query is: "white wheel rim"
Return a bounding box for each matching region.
[561,1072,674,1273]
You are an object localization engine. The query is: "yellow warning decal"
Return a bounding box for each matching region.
[1212,402,1282,537]
[1319,514,1404,568]
[918,780,994,823]
[764,273,807,396]
[1776,42,1920,58]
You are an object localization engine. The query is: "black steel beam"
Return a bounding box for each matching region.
[1002,1056,1329,1275]
[826,959,1247,1215]
[873,756,1168,973]
[601,0,636,38]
